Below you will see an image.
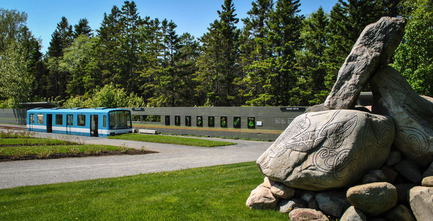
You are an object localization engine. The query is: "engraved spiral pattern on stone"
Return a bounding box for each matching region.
[401,126,429,153]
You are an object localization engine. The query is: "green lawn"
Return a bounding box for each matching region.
[0,162,286,220]
[0,131,143,160]
[109,133,236,147]
[0,137,74,146]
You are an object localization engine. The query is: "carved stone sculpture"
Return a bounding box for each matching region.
[257,110,395,191]
[370,66,433,165]
[324,17,406,109]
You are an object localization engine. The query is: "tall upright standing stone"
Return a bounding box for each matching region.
[324,17,406,109]
[370,66,433,165]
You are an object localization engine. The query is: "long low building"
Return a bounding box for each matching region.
[131,106,307,140]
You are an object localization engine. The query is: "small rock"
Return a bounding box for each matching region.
[394,159,423,184]
[421,176,433,187]
[362,170,387,184]
[409,186,433,221]
[300,191,316,203]
[385,204,416,221]
[340,206,367,221]
[246,184,278,210]
[423,161,433,177]
[262,177,271,188]
[269,179,295,199]
[278,199,305,213]
[289,208,329,221]
[386,150,402,166]
[395,183,416,203]
[315,190,350,217]
[381,166,399,183]
[347,182,398,216]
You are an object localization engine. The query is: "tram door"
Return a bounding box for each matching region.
[91,115,98,137]
[66,114,73,135]
[46,114,53,133]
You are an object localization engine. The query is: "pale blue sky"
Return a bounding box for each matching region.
[1,0,338,54]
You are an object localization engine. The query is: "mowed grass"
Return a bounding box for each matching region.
[0,131,143,160]
[109,133,236,147]
[0,144,131,159]
[0,137,74,146]
[0,162,287,220]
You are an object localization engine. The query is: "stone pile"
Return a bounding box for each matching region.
[246,17,433,221]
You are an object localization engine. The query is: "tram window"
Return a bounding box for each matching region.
[109,110,131,129]
[78,115,86,126]
[29,114,35,123]
[37,114,44,124]
[103,115,107,128]
[56,114,63,125]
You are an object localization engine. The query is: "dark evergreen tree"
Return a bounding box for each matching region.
[47,17,73,57]
[96,5,122,87]
[120,1,143,93]
[240,0,274,106]
[295,7,329,105]
[45,17,74,100]
[267,0,304,105]
[196,0,241,106]
[74,18,93,38]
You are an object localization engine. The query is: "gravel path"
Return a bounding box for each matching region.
[0,128,272,189]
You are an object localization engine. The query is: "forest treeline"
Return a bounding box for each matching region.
[1,0,432,108]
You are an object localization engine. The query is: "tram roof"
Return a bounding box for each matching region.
[27,108,130,114]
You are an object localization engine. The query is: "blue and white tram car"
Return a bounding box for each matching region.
[27,108,133,137]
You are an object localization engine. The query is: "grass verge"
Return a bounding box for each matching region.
[0,162,286,220]
[109,133,236,147]
[0,131,147,161]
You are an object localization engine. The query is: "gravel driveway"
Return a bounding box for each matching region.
[0,129,272,189]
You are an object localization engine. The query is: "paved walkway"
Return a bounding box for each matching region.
[0,127,272,189]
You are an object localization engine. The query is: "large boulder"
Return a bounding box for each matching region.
[370,66,433,165]
[324,17,406,109]
[257,109,395,191]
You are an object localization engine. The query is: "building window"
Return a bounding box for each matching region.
[247,117,256,129]
[56,114,63,125]
[165,116,170,126]
[78,115,86,126]
[196,116,203,127]
[185,116,191,126]
[220,116,227,128]
[233,117,241,128]
[208,116,215,127]
[175,116,181,126]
